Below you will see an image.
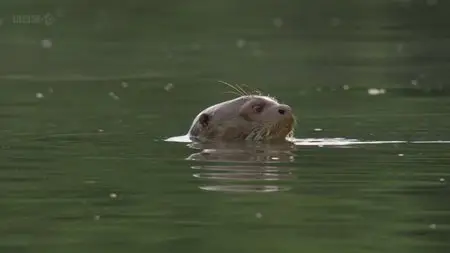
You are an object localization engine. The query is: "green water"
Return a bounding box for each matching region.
[1,0,450,252]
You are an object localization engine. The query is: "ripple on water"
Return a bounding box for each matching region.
[165,134,450,146]
[184,141,296,193]
[165,135,450,193]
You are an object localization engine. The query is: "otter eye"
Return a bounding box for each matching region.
[252,104,264,113]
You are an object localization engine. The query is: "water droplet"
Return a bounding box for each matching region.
[236,39,246,48]
[368,88,379,95]
[41,39,52,49]
[368,88,386,96]
[108,92,120,100]
[164,83,174,91]
[36,92,44,99]
[273,18,283,28]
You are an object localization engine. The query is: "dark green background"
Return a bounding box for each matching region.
[0,0,449,252]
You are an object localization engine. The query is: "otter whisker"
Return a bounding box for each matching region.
[255,130,265,141]
[218,80,247,96]
[219,80,270,98]
[227,83,251,96]
[239,83,258,96]
[223,91,242,97]
[234,83,250,96]
[239,83,266,96]
[252,125,268,141]
[246,125,265,141]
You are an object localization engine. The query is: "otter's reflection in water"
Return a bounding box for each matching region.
[186,142,297,193]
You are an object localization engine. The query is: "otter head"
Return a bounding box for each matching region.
[238,96,295,141]
[188,95,295,143]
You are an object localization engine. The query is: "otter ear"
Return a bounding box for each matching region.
[199,113,211,127]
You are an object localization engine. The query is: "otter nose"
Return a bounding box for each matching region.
[277,105,291,115]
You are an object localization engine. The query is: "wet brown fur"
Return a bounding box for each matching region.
[188,81,296,142]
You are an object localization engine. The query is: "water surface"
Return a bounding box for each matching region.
[1,0,450,252]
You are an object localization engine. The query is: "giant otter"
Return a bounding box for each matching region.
[187,84,295,142]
